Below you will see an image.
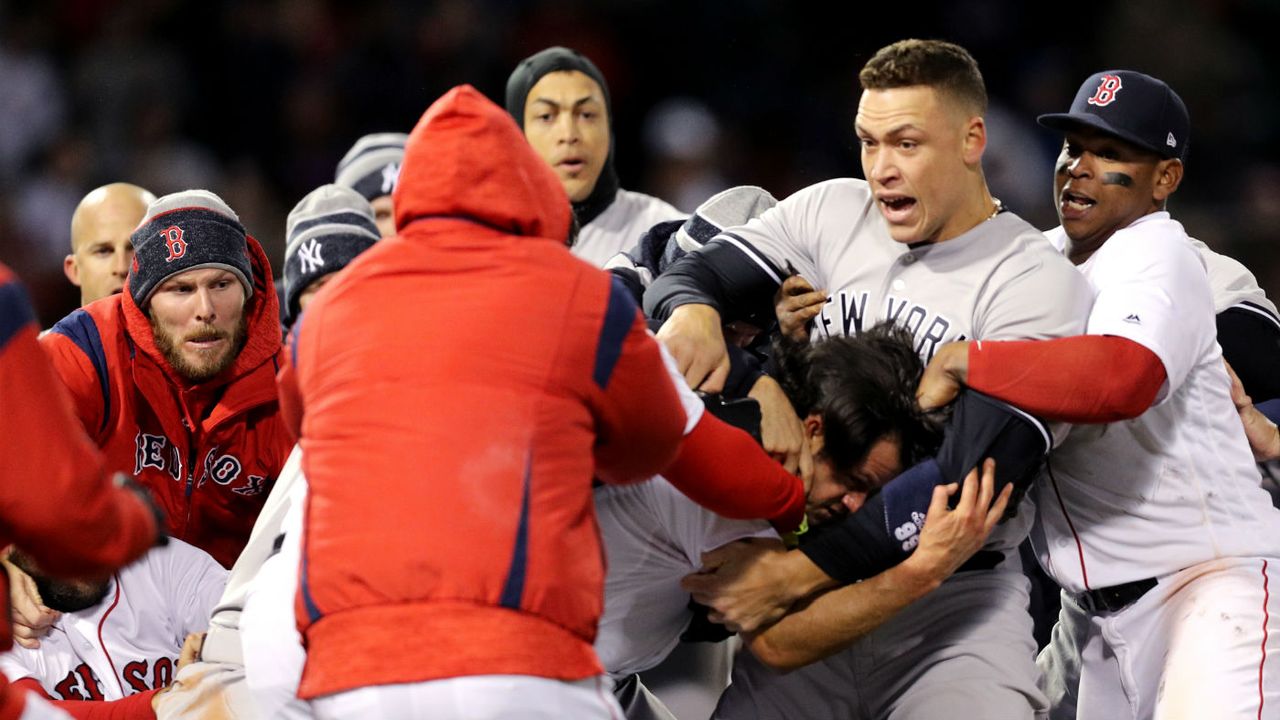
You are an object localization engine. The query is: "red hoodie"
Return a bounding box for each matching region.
[0,265,157,720]
[278,85,687,699]
[40,237,293,569]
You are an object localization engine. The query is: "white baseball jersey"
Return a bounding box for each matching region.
[1033,212,1280,593]
[1048,227,1280,320]
[0,539,227,701]
[575,189,685,268]
[704,177,1093,551]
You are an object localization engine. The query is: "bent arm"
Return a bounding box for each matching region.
[0,272,156,578]
[800,392,1048,585]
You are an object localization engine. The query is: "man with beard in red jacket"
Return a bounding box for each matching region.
[12,189,296,660]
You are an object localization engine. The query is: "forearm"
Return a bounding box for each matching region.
[11,680,158,720]
[965,335,1165,423]
[746,560,938,671]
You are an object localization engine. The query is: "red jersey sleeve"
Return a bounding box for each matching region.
[0,269,156,578]
[591,282,685,484]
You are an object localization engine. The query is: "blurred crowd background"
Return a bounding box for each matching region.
[2,0,1277,327]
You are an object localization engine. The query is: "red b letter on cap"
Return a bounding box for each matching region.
[1087,75,1123,107]
[161,226,186,262]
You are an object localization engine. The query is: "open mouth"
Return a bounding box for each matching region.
[1060,189,1096,218]
[878,195,917,222]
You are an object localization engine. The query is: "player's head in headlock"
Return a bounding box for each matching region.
[773,322,946,527]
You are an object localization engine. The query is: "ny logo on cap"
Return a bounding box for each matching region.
[299,238,325,274]
[161,226,187,263]
[381,162,401,194]
[1087,75,1123,107]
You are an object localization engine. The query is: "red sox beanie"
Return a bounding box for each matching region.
[283,184,381,323]
[129,189,253,308]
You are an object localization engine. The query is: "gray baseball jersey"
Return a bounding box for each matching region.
[671,177,1092,552]
[575,189,685,268]
[648,177,1092,718]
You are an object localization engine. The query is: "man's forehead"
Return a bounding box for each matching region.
[856,86,946,130]
[527,71,604,103]
[1062,126,1160,159]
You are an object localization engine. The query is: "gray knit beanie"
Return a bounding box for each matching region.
[334,133,408,202]
[283,184,380,322]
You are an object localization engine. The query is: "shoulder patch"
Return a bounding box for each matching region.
[49,309,112,436]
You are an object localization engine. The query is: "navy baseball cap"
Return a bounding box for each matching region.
[1038,70,1189,161]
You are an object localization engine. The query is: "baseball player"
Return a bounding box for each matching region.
[334,133,406,238]
[915,69,1280,719]
[280,184,381,327]
[645,39,1093,718]
[506,46,685,268]
[38,189,293,570]
[1,540,226,717]
[0,264,162,719]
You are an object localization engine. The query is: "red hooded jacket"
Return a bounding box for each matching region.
[40,238,293,569]
[0,265,157,720]
[278,85,687,698]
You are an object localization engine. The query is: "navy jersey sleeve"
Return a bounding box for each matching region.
[643,237,784,324]
[798,391,1050,585]
[1217,303,1280,403]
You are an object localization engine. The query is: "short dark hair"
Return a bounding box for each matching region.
[859,39,987,116]
[773,322,945,474]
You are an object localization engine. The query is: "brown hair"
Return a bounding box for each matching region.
[859,39,987,116]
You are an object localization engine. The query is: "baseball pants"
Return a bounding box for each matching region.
[1039,556,1280,719]
[714,562,1048,719]
[310,675,624,720]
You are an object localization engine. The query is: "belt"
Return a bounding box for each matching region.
[956,550,1005,573]
[1074,577,1158,613]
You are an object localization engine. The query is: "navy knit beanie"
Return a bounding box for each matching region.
[283,184,380,323]
[129,190,252,308]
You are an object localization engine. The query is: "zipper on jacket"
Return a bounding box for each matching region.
[181,416,197,531]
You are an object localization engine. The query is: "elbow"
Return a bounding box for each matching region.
[745,633,809,674]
